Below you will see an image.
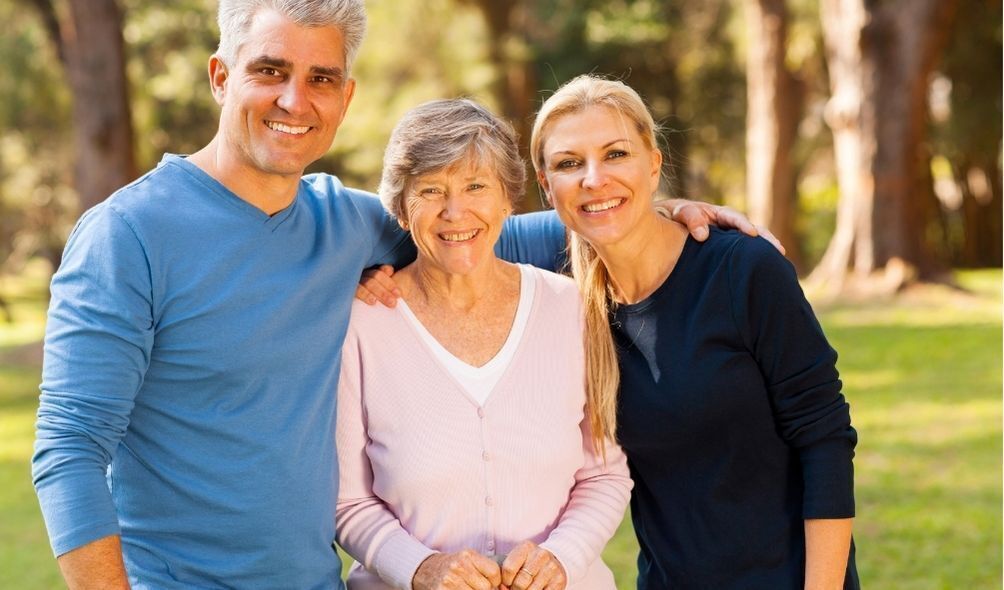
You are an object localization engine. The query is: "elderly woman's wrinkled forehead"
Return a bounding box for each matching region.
[406,144,504,185]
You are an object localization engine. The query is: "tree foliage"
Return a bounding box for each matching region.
[0,0,999,295]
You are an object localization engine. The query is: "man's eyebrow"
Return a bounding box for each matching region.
[245,56,345,80]
[245,55,292,71]
[309,65,345,79]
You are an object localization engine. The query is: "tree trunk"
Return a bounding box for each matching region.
[744,0,804,271]
[31,0,136,215]
[468,0,538,208]
[958,157,1003,267]
[810,0,960,295]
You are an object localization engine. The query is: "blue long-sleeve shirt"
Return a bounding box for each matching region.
[32,154,563,589]
[612,228,858,590]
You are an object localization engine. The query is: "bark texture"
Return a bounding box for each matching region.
[744,0,804,270]
[811,0,961,294]
[31,0,136,214]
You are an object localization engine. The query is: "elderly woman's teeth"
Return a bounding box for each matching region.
[439,230,479,242]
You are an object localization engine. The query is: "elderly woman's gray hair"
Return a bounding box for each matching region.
[216,0,367,70]
[378,99,526,223]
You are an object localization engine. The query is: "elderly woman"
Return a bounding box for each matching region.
[529,75,859,589]
[334,98,632,590]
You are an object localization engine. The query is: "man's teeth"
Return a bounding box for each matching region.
[582,198,624,213]
[440,230,479,242]
[266,121,310,135]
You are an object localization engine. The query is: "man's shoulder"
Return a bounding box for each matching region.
[300,172,377,202]
[100,156,203,218]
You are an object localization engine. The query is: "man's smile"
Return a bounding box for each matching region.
[265,120,311,135]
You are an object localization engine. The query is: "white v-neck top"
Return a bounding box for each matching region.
[395,264,535,406]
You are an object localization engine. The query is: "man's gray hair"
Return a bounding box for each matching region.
[378,99,527,223]
[216,0,367,70]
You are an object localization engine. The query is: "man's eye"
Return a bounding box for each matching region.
[261,68,278,76]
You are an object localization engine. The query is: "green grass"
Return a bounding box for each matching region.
[2,269,1001,589]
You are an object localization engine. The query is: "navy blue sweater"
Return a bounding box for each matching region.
[612,228,858,589]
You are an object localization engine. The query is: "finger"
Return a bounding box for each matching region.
[715,205,757,237]
[501,543,531,585]
[756,225,787,255]
[464,573,494,590]
[354,283,379,305]
[528,559,564,590]
[470,553,502,587]
[675,205,711,242]
[511,568,534,590]
[521,548,551,576]
[358,265,401,307]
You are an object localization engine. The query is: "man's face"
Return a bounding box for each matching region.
[209,8,356,179]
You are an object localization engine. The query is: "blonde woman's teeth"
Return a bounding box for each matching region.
[582,198,624,212]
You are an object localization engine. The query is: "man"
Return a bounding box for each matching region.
[32,1,759,588]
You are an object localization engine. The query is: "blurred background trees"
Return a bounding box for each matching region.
[1,0,1000,302]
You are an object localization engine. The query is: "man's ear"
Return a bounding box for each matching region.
[207,55,230,106]
[335,78,357,127]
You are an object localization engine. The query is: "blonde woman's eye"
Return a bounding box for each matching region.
[555,159,579,170]
[608,150,628,159]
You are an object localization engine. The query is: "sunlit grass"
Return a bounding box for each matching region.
[809,270,1000,588]
[2,269,1001,589]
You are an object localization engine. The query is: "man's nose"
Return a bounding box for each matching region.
[276,79,311,117]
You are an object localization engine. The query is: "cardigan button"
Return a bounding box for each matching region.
[485,496,494,507]
[477,408,485,418]
[482,451,490,461]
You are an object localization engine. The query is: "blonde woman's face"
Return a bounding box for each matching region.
[403,160,509,276]
[537,106,661,249]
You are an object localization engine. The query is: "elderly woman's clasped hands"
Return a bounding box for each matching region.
[413,541,567,590]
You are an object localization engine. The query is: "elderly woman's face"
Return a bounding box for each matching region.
[404,160,509,276]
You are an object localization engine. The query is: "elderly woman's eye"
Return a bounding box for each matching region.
[467,183,485,191]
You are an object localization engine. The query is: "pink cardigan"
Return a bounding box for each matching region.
[335,267,632,589]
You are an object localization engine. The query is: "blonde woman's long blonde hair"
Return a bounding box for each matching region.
[530,75,662,451]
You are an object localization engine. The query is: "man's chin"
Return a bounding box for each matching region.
[257,157,312,178]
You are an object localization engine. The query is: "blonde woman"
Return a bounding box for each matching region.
[528,75,858,590]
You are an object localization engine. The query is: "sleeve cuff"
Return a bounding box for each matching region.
[800,437,856,518]
[372,530,437,589]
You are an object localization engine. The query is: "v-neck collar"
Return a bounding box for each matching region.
[394,266,539,409]
[160,154,300,231]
